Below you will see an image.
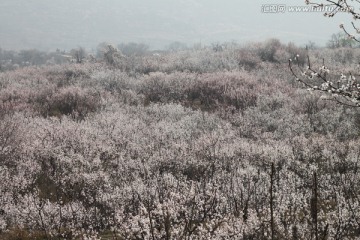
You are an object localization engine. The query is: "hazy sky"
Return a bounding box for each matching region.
[0,0,353,50]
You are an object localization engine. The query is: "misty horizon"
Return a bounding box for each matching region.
[0,0,354,51]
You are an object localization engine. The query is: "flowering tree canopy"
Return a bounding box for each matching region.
[289,0,360,107]
[2,37,360,238]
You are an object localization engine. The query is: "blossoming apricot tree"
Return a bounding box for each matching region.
[290,0,360,106]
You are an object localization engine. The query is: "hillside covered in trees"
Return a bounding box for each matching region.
[1,40,360,239]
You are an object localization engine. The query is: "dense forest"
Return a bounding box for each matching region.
[1,39,360,239]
